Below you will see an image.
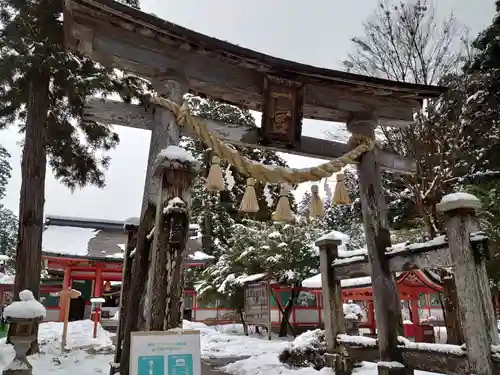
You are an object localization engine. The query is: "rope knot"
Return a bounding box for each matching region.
[348,133,372,149]
[177,101,190,126]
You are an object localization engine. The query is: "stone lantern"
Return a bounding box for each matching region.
[2,290,46,375]
[343,300,361,336]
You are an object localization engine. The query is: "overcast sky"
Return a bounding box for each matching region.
[0,0,495,221]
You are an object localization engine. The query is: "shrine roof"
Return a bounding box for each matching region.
[302,270,442,291]
[42,251,210,267]
[43,215,203,260]
[43,215,126,258]
[42,251,124,264]
[63,0,446,124]
[45,215,124,230]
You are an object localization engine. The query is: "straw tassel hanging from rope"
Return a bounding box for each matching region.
[240,178,259,213]
[273,183,294,222]
[309,184,325,218]
[205,155,225,192]
[333,172,351,204]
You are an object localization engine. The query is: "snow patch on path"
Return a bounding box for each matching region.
[223,354,335,375]
[183,320,290,359]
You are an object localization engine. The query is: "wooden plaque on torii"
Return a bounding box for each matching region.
[261,75,303,148]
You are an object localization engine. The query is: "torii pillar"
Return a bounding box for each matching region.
[117,69,188,375]
[347,113,411,375]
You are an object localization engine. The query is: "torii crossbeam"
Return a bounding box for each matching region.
[84,97,416,174]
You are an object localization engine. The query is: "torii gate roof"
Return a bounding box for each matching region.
[62,0,445,125]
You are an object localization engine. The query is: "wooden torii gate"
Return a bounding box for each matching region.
[61,1,444,375]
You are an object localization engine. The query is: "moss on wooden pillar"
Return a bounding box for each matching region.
[147,148,199,330]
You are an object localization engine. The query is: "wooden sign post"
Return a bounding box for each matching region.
[53,288,81,353]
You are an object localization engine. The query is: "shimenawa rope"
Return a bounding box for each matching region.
[150,95,375,185]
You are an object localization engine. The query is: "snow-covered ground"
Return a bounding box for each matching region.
[0,320,113,375]
[184,320,291,359]
[0,320,447,375]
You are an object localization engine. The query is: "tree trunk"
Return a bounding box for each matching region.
[239,308,248,335]
[201,149,214,255]
[279,287,298,337]
[10,70,50,355]
[440,268,464,345]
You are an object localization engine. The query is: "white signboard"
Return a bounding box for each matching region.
[130,330,201,375]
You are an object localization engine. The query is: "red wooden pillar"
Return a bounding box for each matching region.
[94,264,103,298]
[59,266,72,321]
[410,294,420,325]
[367,300,376,335]
[317,292,322,326]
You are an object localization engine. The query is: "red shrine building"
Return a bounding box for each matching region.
[0,215,213,324]
[299,269,444,334]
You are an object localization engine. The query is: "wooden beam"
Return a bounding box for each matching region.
[342,341,472,375]
[84,98,151,129]
[333,258,371,279]
[85,98,416,174]
[333,236,492,279]
[387,246,452,272]
[66,6,422,123]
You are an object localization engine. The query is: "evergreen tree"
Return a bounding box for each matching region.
[198,219,323,336]
[297,191,312,218]
[320,169,365,249]
[463,182,500,288]
[468,0,500,73]
[0,146,10,201]
[0,207,16,258]
[0,0,145,352]
[0,146,16,261]
[463,1,500,289]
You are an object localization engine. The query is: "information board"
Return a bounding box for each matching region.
[244,281,271,329]
[130,330,201,375]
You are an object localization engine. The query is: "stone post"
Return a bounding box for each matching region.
[120,71,188,375]
[110,219,138,375]
[437,193,499,375]
[316,236,352,375]
[148,147,199,330]
[346,114,410,375]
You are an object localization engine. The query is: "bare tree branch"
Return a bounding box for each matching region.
[341,0,471,237]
